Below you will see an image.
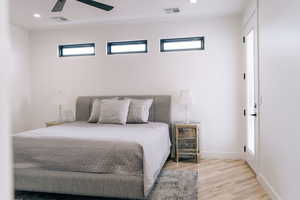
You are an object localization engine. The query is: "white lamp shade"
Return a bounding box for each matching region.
[178,90,193,105]
[52,91,68,105]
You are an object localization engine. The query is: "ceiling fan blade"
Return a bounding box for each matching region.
[52,0,67,12]
[77,0,114,11]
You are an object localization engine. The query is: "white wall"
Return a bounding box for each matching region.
[258,0,300,199]
[0,0,13,198]
[30,16,244,159]
[10,25,32,133]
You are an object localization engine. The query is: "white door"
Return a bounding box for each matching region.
[243,12,259,172]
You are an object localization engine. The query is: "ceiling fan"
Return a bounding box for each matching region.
[51,0,114,12]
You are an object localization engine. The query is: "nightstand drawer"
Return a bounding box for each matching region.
[178,128,197,138]
[178,149,198,153]
[178,139,197,149]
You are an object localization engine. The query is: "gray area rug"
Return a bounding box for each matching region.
[15,170,198,200]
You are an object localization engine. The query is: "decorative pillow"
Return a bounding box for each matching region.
[88,98,117,123]
[98,99,131,125]
[127,99,153,123]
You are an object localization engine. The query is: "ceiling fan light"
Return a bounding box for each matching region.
[190,0,197,4]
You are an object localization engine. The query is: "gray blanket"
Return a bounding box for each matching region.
[13,122,171,195]
[14,137,143,175]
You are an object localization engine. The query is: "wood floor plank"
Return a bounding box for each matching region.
[165,159,270,200]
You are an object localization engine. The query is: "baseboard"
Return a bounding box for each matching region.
[257,174,282,200]
[200,151,243,160]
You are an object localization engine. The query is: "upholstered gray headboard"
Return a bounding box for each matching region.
[76,95,172,124]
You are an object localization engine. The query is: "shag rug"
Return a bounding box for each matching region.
[15,170,198,200]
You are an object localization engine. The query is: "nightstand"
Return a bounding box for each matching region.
[45,121,65,127]
[174,123,200,163]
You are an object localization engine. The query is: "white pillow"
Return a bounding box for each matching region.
[127,99,153,123]
[88,98,117,123]
[98,99,131,125]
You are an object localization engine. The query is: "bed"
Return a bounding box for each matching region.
[14,95,172,199]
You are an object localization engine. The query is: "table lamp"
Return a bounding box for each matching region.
[52,91,67,122]
[178,90,193,123]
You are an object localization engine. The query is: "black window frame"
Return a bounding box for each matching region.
[107,40,148,55]
[160,37,205,52]
[58,43,96,57]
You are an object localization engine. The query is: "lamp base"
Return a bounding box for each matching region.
[57,104,63,123]
[184,104,190,124]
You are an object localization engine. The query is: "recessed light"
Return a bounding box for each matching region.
[190,0,197,4]
[33,13,41,18]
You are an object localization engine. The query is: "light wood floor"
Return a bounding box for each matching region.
[165,159,270,200]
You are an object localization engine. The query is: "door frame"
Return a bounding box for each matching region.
[243,11,260,173]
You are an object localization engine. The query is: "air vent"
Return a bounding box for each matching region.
[164,8,180,14]
[51,16,69,22]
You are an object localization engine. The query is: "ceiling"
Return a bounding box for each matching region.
[10,0,247,30]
